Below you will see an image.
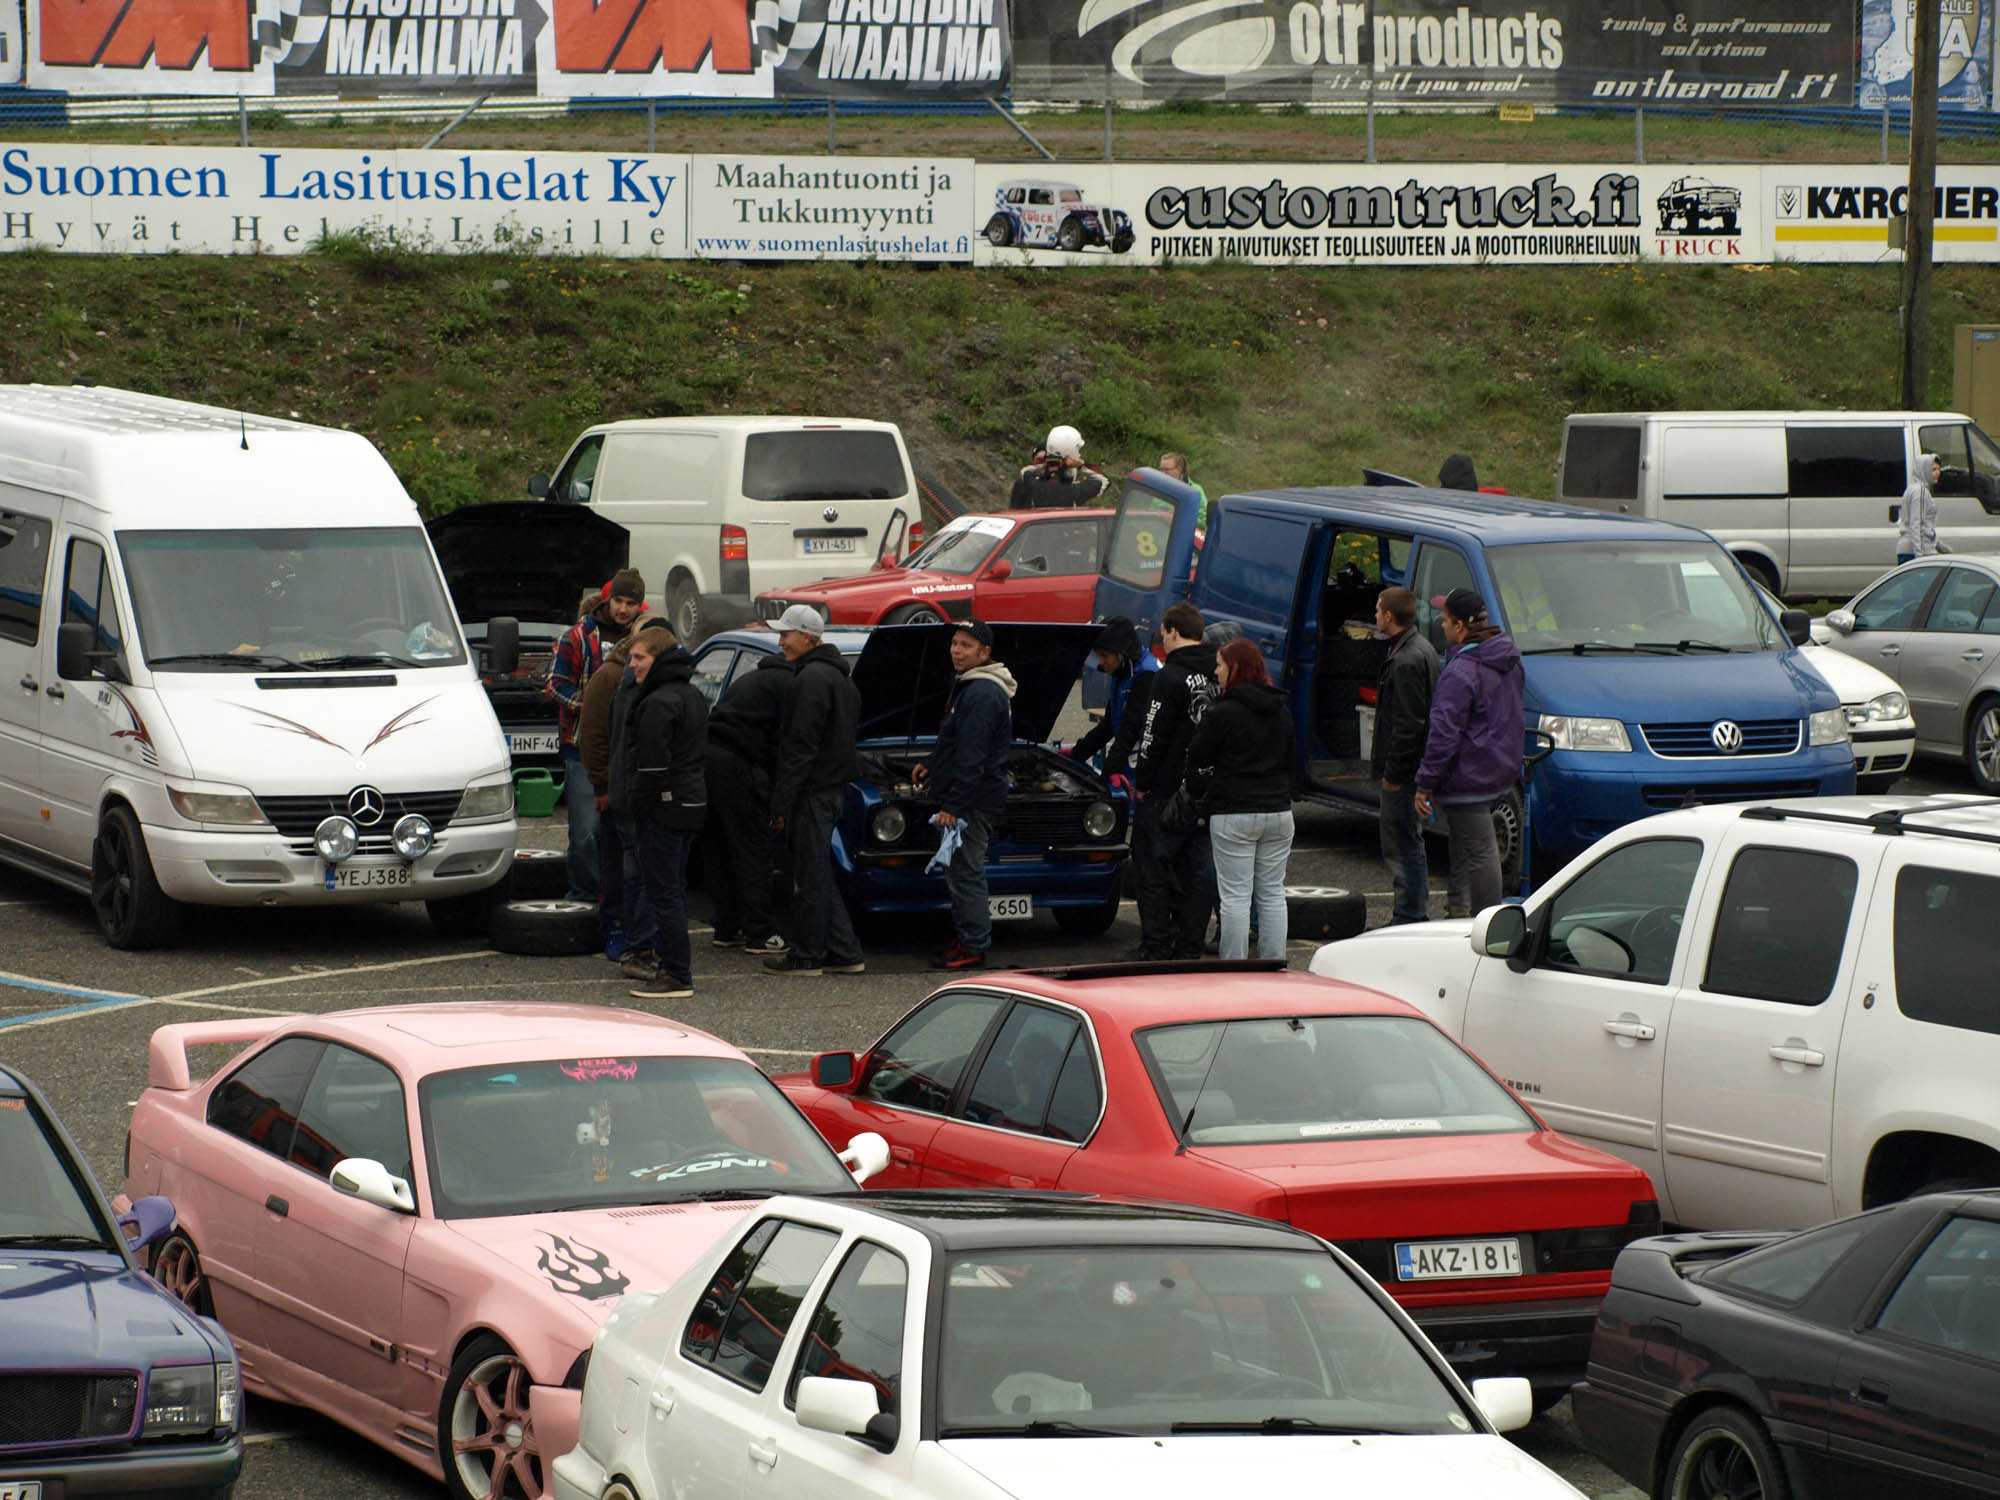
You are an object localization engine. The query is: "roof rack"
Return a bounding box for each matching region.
[1013,958,1291,982]
[1738,798,2000,850]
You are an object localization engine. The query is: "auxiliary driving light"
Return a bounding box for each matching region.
[313,816,359,863]
[391,814,435,860]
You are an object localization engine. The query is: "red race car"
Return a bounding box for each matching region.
[755,508,1109,627]
[775,960,1662,1410]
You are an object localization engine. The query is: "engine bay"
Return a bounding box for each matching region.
[858,745,1105,801]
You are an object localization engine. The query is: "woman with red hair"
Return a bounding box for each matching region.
[1184,637,1296,960]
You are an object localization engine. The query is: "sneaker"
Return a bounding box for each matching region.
[629,973,694,1000]
[711,929,744,949]
[744,933,789,957]
[620,951,658,981]
[765,953,823,977]
[931,941,987,971]
[823,956,867,975]
[604,932,629,962]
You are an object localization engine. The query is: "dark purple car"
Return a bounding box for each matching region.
[0,1064,242,1499]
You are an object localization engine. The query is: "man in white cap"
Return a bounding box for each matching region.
[1008,424,1109,509]
[765,605,867,977]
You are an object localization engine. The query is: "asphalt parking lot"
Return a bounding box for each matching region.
[2,755,1977,1499]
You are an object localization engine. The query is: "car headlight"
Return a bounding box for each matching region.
[314,815,359,863]
[870,805,906,845]
[457,777,515,821]
[1537,714,1632,752]
[392,813,435,859]
[1863,691,1909,724]
[166,784,266,826]
[1083,800,1117,839]
[142,1364,216,1436]
[1809,707,1851,746]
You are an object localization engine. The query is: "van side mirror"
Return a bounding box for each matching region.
[57,621,125,683]
[1473,903,1534,972]
[486,617,520,676]
[1825,609,1856,636]
[1778,608,1811,647]
[812,1051,857,1089]
[527,473,550,498]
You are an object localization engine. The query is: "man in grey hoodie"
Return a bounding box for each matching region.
[1897,451,1951,563]
[914,620,1018,971]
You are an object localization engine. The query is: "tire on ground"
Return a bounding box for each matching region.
[1284,886,1367,943]
[489,898,600,957]
[508,846,570,899]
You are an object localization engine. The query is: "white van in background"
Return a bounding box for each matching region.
[531,415,921,643]
[0,385,518,948]
[1557,410,2000,598]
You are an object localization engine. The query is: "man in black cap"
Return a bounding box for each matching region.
[1065,616,1159,783]
[550,567,646,906]
[914,619,1018,970]
[1414,587,1525,918]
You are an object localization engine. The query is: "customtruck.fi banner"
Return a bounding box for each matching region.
[970,162,1768,265]
[1011,0,1852,106]
[23,0,1008,100]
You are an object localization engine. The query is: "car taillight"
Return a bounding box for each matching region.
[721,524,749,563]
[906,522,924,555]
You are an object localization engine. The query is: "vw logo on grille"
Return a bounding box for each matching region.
[1711,721,1745,754]
[347,786,387,825]
[822,505,839,523]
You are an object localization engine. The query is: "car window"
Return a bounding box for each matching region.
[691,648,735,705]
[290,1044,412,1184]
[1701,847,1859,1006]
[684,1219,780,1364]
[1874,1216,2000,1363]
[207,1038,325,1162]
[711,1221,840,1392]
[1565,424,1641,501]
[63,537,125,662]
[1044,1035,1102,1143]
[786,1240,908,1417]
[1409,544,1478,652]
[1104,487,1177,590]
[554,434,603,505]
[1539,838,1703,984]
[960,1004,1081,1133]
[1000,520,1100,577]
[1786,425,1906,498]
[1060,189,1083,203]
[862,991,1005,1114]
[1004,188,1024,205]
[1852,567,1940,631]
[1029,188,1052,205]
[0,1088,105,1244]
[1705,1216,1870,1305]
[1894,865,2000,1036]
[1924,568,1997,634]
[0,507,53,647]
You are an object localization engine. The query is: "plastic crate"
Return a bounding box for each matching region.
[513,767,563,818]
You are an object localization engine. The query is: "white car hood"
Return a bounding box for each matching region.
[1310,920,1480,1034]
[150,677,508,787]
[939,1433,1581,1499]
[1797,641,1900,708]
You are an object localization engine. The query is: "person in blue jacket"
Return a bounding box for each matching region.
[914,620,1018,971]
[1065,616,1158,784]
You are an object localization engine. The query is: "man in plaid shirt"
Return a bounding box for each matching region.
[550,568,646,904]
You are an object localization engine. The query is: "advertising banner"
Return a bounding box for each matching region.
[1,0,22,87]
[1011,0,1852,107]
[970,162,1765,266]
[687,154,974,258]
[0,143,693,254]
[1860,0,1994,110]
[1769,166,2000,262]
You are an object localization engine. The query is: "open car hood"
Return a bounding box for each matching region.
[427,501,629,625]
[850,622,1099,745]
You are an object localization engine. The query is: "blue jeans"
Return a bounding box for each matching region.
[1378,784,1430,925]
[943,809,994,954]
[636,821,693,987]
[789,786,863,967]
[1210,810,1294,960]
[1897,551,1916,565]
[599,812,657,953]
[562,748,600,903]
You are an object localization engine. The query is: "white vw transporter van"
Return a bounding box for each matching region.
[0,386,518,947]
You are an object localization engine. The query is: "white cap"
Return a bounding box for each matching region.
[1046,424,1084,461]
[775,603,827,636]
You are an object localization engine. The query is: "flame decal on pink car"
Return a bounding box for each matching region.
[536,1234,630,1301]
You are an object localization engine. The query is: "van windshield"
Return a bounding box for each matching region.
[121,528,467,671]
[1489,540,1784,654]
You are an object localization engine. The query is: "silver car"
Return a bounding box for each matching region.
[1821,556,2000,791]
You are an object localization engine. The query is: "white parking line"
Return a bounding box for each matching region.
[155,951,497,1003]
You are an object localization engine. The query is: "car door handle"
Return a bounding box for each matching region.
[44,683,64,701]
[264,1195,289,1217]
[747,1437,779,1469]
[1854,1378,1891,1406]
[1602,1019,1657,1041]
[1767,1043,1825,1067]
[648,1387,676,1416]
[890,1144,916,1163]
[1962,650,1987,662]
[1878,645,1901,657]
[16,675,35,693]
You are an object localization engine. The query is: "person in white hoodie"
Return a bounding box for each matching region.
[913,620,1018,971]
[1898,451,1951,564]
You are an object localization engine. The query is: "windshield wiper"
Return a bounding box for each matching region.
[307,652,426,669]
[0,1233,109,1248]
[665,1188,784,1203]
[942,1420,1134,1438]
[148,651,311,671]
[1169,1417,1385,1436]
[1631,639,1734,654]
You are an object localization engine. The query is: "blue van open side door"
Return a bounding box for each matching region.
[1091,468,1203,635]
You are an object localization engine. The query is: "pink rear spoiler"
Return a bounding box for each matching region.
[147,1017,291,1091]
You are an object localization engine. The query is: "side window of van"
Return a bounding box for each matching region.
[1851,567,1939,631]
[554,436,604,505]
[1785,427,1905,498]
[1409,545,1478,652]
[1564,426,1641,502]
[64,539,124,659]
[1920,422,2000,502]
[0,508,53,647]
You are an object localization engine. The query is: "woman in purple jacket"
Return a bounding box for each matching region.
[1412,588,1525,918]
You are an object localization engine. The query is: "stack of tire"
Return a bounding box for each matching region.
[428,846,602,956]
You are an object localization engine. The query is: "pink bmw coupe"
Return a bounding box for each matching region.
[118,1001,888,1500]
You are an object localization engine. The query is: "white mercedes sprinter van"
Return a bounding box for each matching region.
[0,386,518,948]
[1557,410,2000,599]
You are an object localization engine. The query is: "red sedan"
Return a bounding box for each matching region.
[775,960,1662,1409]
[755,508,1109,626]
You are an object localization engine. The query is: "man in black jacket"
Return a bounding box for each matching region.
[703,652,792,958]
[1132,601,1219,959]
[1372,586,1439,924]
[1065,617,1157,784]
[766,605,866,978]
[619,627,709,1000]
[914,620,1018,971]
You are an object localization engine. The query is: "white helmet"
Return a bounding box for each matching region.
[1046,425,1085,461]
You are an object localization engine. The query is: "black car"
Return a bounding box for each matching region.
[1574,1191,2000,1499]
[427,500,629,772]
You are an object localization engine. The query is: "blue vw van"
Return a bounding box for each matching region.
[1095,473,1857,885]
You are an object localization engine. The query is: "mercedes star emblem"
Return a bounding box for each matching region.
[1710,721,1744,754]
[347,785,387,825]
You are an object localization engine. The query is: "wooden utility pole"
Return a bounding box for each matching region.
[1900,0,1941,409]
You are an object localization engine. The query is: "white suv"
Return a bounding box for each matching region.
[1310,795,2000,1231]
